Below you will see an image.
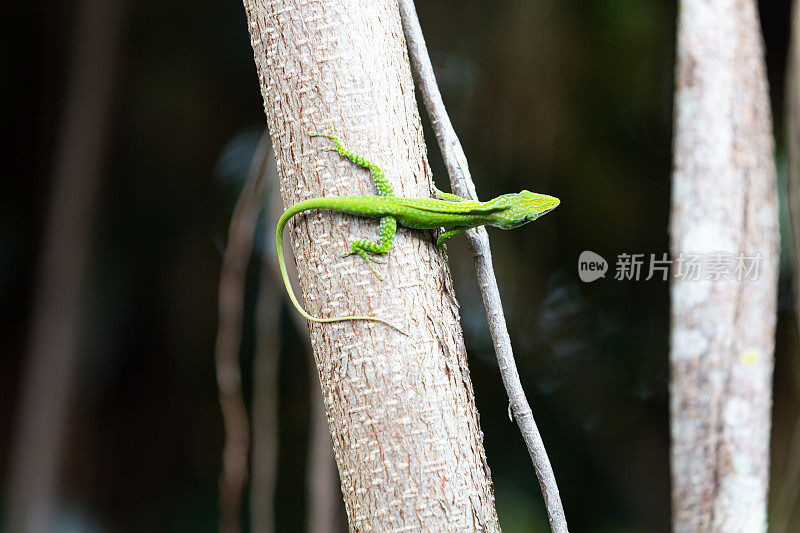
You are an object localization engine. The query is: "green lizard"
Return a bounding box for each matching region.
[277,131,560,333]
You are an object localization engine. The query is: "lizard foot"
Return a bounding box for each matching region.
[341,250,386,281]
[306,128,339,141]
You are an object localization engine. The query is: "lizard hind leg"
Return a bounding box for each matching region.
[341,216,397,281]
[434,187,467,202]
[342,246,385,280]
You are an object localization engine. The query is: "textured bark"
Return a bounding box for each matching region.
[242,0,499,530]
[670,1,778,531]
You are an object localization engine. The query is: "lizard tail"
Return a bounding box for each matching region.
[276,202,407,335]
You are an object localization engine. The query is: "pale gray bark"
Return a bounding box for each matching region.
[670,1,778,531]
[398,2,568,532]
[6,1,123,531]
[242,0,499,529]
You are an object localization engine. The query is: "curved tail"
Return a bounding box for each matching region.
[276,199,407,334]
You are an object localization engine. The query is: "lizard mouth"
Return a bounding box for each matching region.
[538,197,560,218]
[527,204,558,221]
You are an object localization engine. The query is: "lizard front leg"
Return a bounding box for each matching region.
[342,216,397,280]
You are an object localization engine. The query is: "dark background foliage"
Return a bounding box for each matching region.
[2,1,797,531]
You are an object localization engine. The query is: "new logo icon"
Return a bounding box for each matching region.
[578,251,607,282]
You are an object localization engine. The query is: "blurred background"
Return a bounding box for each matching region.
[2,0,798,531]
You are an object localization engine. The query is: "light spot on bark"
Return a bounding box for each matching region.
[740,348,758,365]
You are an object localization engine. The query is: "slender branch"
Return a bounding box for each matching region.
[397,2,568,532]
[250,138,280,533]
[215,132,272,533]
[251,241,279,533]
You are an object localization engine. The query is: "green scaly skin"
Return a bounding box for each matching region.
[277,131,560,334]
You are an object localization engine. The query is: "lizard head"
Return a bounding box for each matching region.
[497,190,560,228]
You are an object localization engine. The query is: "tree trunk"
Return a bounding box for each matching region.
[670,1,778,531]
[242,0,499,530]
